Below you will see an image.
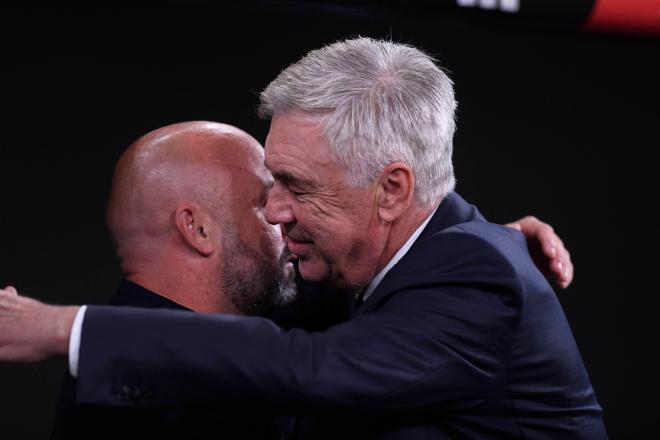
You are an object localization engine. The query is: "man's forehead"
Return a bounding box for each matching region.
[263,154,310,185]
[263,134,329,172]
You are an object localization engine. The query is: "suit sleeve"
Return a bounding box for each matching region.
[76,235,522,414]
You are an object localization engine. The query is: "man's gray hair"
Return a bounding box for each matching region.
[259,37,457,206]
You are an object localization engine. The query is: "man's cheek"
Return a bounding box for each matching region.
[260,231,283,258]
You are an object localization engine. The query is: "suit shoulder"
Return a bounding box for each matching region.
[411,220,529,279]
[450,221,531,264]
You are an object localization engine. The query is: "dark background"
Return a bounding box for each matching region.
[1,4,658,439]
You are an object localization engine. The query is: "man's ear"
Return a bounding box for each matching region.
[376,162,414,223]
[174,205,217,257]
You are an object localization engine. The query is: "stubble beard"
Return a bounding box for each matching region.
[220,237,297,316]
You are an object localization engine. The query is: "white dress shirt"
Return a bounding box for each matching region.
[68,305,87,377]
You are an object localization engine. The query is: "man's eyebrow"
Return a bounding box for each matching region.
[272,170,305,185]
[271,170,316,190]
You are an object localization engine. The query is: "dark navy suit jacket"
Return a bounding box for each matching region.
[50,280,280,440]
[75,193,607,439]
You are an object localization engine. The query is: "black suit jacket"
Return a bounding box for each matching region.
[74,193,607,439]
[50,280,281,440]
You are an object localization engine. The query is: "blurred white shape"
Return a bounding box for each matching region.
[500,0,520,12]
[457,0,478,6]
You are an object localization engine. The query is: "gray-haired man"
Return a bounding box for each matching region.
[1,38,603,439]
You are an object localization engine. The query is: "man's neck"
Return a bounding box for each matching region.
[360,205,437,302]
[374,204,436,275]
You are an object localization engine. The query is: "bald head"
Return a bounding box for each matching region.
[105,121,295,314]
[107,121,263,262]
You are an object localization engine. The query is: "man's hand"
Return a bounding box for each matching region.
[0,286,78,361]
[506,216,573,289]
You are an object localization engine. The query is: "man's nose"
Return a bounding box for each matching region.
[265,183,295,225]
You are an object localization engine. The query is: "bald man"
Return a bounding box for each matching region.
[50,121,295,439]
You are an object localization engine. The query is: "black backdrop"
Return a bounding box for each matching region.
[1,4,659,439]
